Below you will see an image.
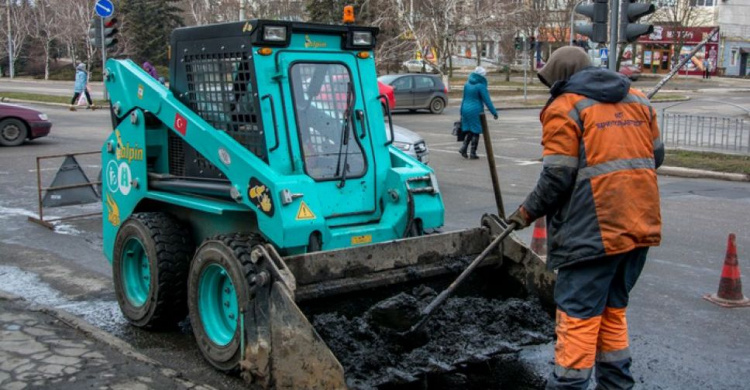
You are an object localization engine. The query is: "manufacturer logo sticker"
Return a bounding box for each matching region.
[117,163,132,196]
[105,194,120,227]
[248,178,274,217]
[304,35,327,49]
[174,113,188,136]
[106,160,119,194]
[242,21,253,33]
[295,201,316,221]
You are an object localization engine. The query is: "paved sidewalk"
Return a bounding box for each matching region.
[0,292,215,390]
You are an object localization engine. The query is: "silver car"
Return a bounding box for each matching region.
[392,124,429,164]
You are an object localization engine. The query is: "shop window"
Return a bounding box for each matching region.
[731,49,737,66]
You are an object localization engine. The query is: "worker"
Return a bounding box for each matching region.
[506,46,663,389]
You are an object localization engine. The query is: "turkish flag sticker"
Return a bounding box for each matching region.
[174,113,187,136]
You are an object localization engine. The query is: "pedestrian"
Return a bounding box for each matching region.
[706,58,712,79]
[702,57,710,79]
[142,61,159,80]
[70,63,94,111]
[459,66,498,159]
[506,46,664,390]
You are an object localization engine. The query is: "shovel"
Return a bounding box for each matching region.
[398,221,518,337]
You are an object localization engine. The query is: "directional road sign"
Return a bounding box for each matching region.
[95,0,115,18]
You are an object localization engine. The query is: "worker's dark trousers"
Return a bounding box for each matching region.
[546,248,649,390]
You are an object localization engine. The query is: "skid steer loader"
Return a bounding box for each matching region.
[101,16,555,388]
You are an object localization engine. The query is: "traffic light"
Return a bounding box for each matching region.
[619,0,656,43]
[575,0,608,44]
[514,37,522,51]
[88,18,101,47]
[103,16,119,48]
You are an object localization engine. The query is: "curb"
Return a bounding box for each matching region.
[0,290,214,389]
[657,166,750,182]
[0,97,109,109]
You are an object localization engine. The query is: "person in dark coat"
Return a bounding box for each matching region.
[459,66,498,159]
[507,46,663,390]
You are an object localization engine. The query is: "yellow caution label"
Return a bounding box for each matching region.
[351,235,372,245]
[296,201,316,220]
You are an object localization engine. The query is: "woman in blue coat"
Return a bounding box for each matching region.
[70,63,94,111]
[459,66,498,159]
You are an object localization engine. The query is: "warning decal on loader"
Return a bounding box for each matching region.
[296,201,316,220]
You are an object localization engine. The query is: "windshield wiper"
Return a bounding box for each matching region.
[335,81,354,188]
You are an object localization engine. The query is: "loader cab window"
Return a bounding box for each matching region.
[290,63,366,181]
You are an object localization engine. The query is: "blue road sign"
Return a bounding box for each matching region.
[95,0,115,18]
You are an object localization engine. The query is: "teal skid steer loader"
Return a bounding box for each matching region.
[101,17,554,388]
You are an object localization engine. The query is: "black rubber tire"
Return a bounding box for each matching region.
[113,212,194,329]
[429,98,445,114]
[0,118,28,146]
[188,233,262,372]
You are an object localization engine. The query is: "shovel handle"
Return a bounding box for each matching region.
[406,221,518,334]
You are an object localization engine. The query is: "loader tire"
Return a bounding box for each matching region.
[113,212,194,329]
[188,233,262,372]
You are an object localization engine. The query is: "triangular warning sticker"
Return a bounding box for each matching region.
[296,201,316,220]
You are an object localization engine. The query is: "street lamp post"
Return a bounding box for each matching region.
[239,0,246,21]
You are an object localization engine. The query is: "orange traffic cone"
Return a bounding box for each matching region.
[530,216,547,258]
[703,233,750,308]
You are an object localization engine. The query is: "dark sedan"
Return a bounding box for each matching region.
[0,103,52,146]
[378,74,448,114]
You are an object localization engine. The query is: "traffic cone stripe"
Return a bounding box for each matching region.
[703,233,750,308]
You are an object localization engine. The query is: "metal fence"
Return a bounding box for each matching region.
[660,101,750,155]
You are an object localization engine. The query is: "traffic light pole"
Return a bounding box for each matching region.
[608,0,619,71]
[100,17,108,101]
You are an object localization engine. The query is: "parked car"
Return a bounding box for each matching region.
[378,81,396,111]
[619,64,642,81]
[0,103,52,146]
[402,59,438,74]
[377,74,449,114]
[391,124,429,164]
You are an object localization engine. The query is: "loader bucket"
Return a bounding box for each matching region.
[242,215,556,388]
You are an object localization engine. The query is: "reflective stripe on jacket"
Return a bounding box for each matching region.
[523,71,662,269]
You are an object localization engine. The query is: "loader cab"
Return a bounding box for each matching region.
[169,21,387,226]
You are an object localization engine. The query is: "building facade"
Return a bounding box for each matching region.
[717,0,750,76]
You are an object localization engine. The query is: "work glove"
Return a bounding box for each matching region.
[493,114,498,120]
[506,206,532,229]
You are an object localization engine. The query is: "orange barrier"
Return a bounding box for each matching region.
[703,233,750,308]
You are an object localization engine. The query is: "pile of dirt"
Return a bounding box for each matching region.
[312,286,555,389]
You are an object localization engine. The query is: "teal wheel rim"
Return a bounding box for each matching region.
[198,264,239,346]
[121,237,150,307]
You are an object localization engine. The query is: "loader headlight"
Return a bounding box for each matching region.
[344,29,377,50]
[352,31,372,46]
[263,26,287,42]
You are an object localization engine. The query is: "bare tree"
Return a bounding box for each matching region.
[29,0,61,80]
[1,0,33,77]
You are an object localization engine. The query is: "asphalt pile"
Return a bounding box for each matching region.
[312,286,555,389]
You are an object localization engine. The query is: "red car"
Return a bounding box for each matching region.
[378,81,396,111]
[0,103,52,146]
[618,65,642,81]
